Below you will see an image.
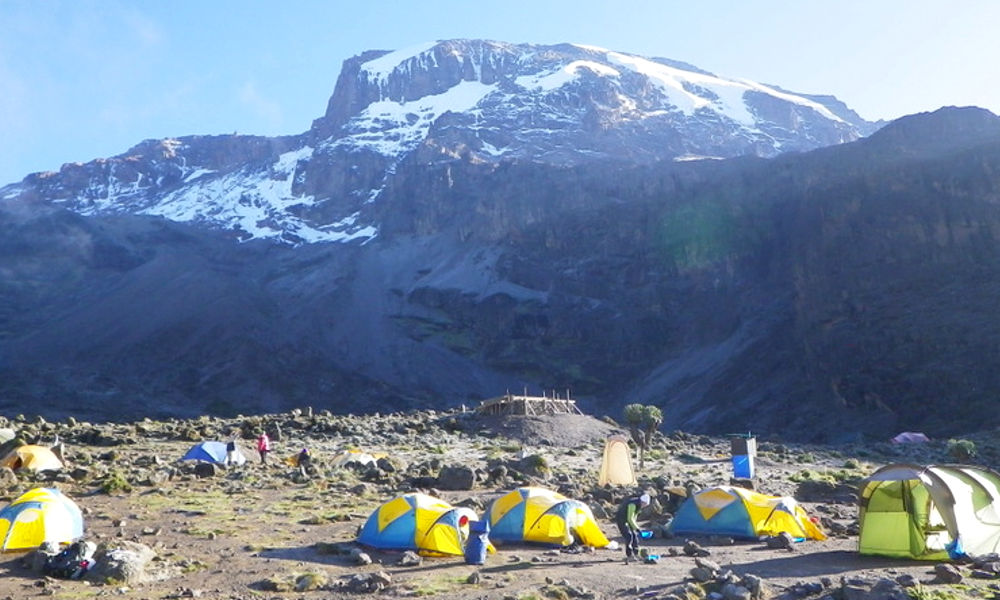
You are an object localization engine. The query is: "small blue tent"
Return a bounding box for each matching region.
[180,441,246,466]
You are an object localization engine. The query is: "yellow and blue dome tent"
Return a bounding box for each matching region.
[356,493,480,556]
[669,485,826,541]
[487,487,610,547]
[0,488,84,552]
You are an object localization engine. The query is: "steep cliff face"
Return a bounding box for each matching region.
[5,40,999,441]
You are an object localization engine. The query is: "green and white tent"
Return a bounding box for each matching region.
[858,463,1000,560]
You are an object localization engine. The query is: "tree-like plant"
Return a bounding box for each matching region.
[623,403,663,470]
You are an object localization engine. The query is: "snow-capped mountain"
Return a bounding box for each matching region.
[1,40,879,244]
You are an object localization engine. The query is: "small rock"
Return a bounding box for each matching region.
[684,539,711,557]
[350,548,372,566]
[721,583,752,600]
[741,574,769,600]
[193,463,217,478]
[934,563,963,584]
[370,571,392,587]
[695,557,722,573]
[869,577,909,600]
[764,532,795,551]
[397,550,423,566]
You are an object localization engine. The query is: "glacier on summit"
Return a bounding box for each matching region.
[1,39,880,244]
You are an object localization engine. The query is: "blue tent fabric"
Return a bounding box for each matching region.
[180,441,244,465]
[489,490,528,542]
[671,495,756,538]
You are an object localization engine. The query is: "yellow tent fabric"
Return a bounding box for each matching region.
[0,445,63,472]
[488,487,610,547]
[721,487,826,540]
[598,435,637,486]
[694,487,740,520]
[330,450,382,469]
[0,488,84,551]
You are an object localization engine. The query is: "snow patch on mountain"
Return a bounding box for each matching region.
[360,41,440,83]
[604,51,844,126]
[143,146,376,244]
[51,162,154,215]
[515,60,620,91]
[329,80,497,157]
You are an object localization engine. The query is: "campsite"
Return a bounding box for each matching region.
[0,409,998,600]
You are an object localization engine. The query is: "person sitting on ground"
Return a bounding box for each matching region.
[615,492,650,564]
[297,448,313,477]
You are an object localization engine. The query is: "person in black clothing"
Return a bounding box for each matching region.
[615,492,650,564]
[297,448,313,477]
[224,432,239,467]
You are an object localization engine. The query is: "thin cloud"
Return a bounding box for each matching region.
[239,80,284,132]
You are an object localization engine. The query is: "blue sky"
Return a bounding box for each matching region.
[2,1,999,186]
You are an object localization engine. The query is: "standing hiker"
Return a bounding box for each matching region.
[224,432,240,467]
[615,492,650,564]
[256,431,271,464]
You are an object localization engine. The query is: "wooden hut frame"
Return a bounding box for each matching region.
[476,391,583,416]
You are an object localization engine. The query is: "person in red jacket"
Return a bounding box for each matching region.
[256,431,271,464]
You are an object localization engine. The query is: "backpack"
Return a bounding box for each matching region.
[43,541,95,579]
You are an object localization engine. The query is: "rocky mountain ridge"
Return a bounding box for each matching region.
[1,40,998,443]
[2,40,879,245]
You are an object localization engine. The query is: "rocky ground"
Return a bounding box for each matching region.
[1,409,999,600]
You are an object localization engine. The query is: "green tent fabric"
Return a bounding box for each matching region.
[858,463,1000,560]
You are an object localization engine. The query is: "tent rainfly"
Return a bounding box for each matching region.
[356,493,480,556]
[487,487,610,547]
[669,485,826,541]
[0,488,84,552]
[859,463,1000,560]
[0,445,64,472]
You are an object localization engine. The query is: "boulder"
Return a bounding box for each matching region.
[764,532,795,551]
[933,563,963,584]
[193,463,217,478]
[86,540,157,585]
[436,465,476,490]
[0,467,17,488]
